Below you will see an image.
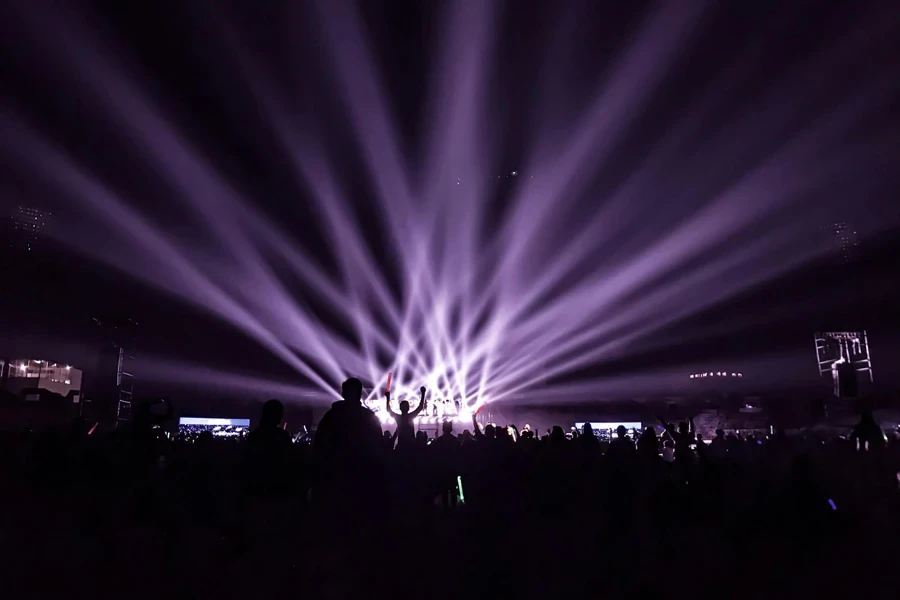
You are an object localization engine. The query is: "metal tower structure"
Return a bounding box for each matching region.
[814,331,874,382]
[114,346,135,425]
[92,315,139,428]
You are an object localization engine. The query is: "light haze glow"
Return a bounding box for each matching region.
[2,0,896,408]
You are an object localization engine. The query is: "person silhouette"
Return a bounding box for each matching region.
[121,398,173,475]
[607,425,635,459]
[708,428,727,460]
[851,410,885,451]
[433,420,457,445]
[128,398,173,436]
[661,440,676,462]
[314,377,383,468]
[658,416,695,466]
[637,426,660,459]
[386,386,426,448]
[415,430,429,447]
[549,425,567,447]
[249,399,291,442]
[579,423,600,449]
[431,421,461,510]
[675,419,695,465]
[246,399,293,496]
[311,378,385,523]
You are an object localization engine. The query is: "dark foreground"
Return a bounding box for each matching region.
[2,423,898,599]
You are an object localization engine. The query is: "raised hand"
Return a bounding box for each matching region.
[410,386,427,416]
[385,390,399,418]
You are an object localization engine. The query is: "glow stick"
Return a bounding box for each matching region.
[386,371,393,393]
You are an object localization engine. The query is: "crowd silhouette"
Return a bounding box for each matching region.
[1,377,899,598]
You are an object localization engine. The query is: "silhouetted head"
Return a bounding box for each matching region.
[342,377,363,404]
[134,400,152,419]
[400,400,410,414]
[442,421,453,435]
[416,430,428,444]
[860,410,876,424]
[260,399,284,428]
[715,428,725,439]
[582,423,595,437]
[550,425,566,445]
[197,430,214,447]
[642,427,658,441]
[678,421,689,436]
[484,424,495,439]
[383,430,393,439]
[616,425,627,439]
[132,400,153,430]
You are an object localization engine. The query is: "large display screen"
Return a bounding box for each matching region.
[178,417,250,438]
[575,422,642,432]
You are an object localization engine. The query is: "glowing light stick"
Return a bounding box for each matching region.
[457,475,466,504]
[385,371,393,393]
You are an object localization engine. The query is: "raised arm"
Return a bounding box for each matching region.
[385,391,400,419]
[410,386,427,417]
[472,413,484,439]
[656,415,676,442]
